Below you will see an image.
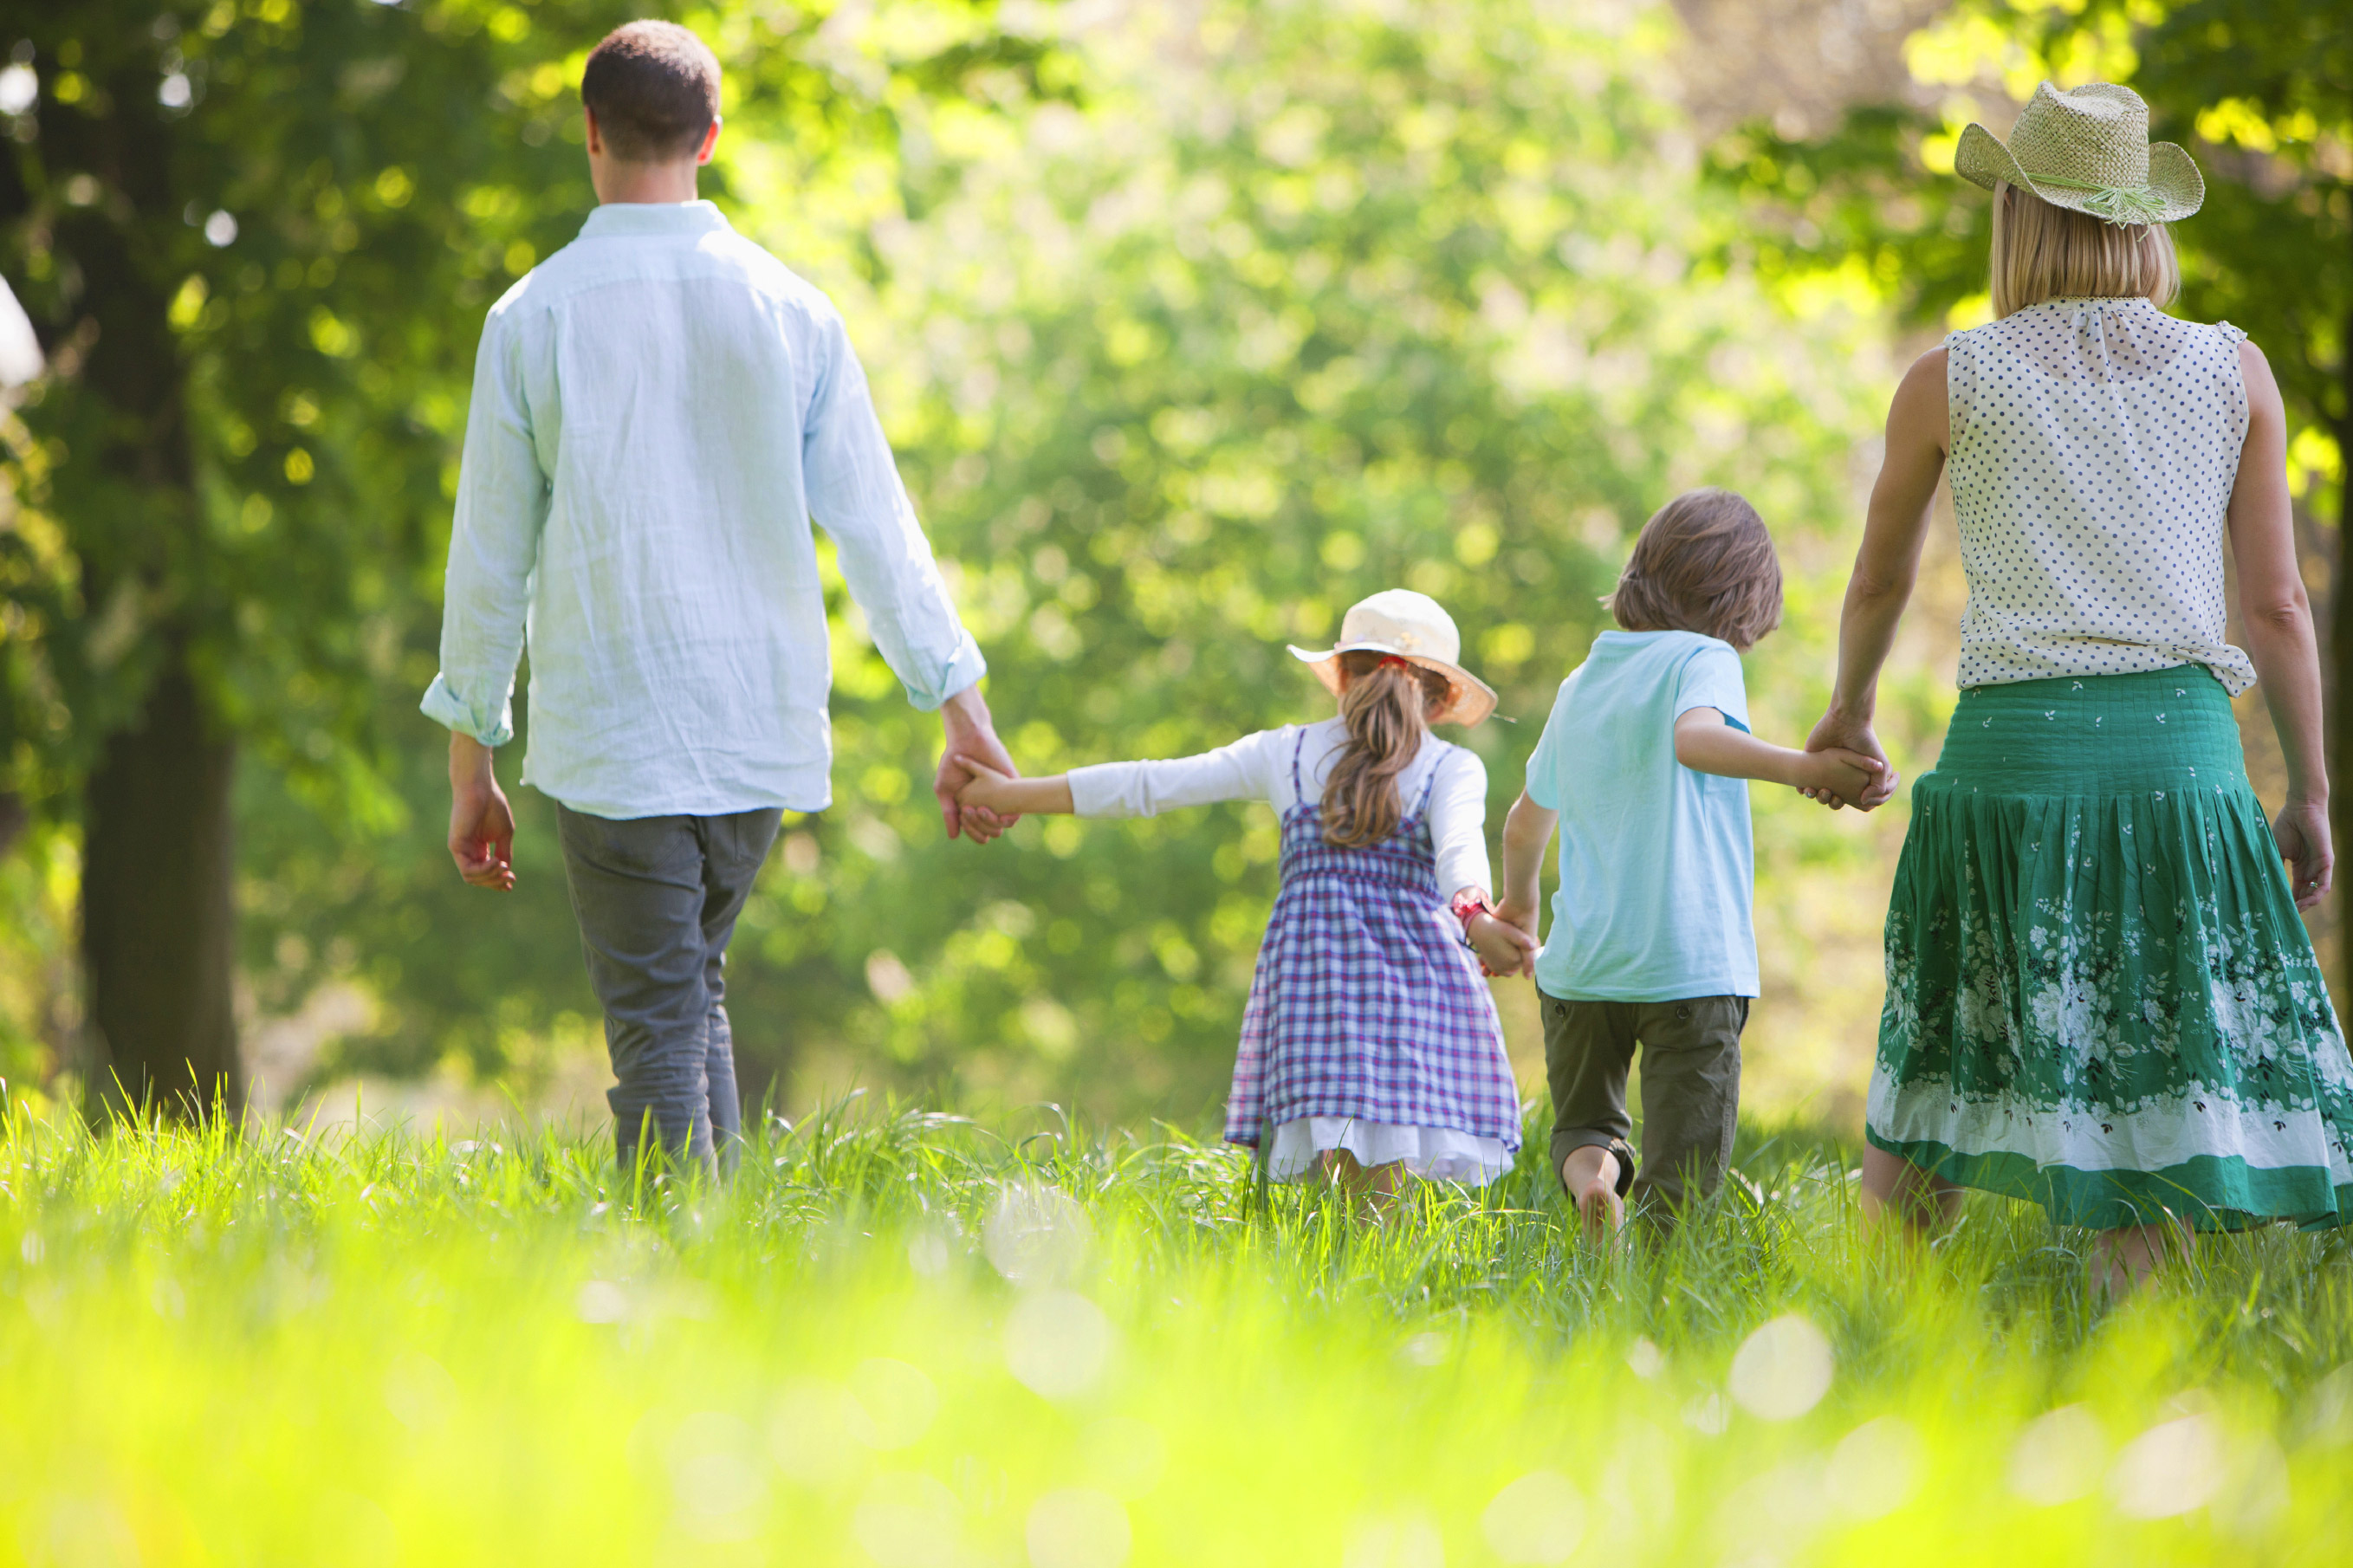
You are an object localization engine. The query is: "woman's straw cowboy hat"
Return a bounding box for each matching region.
[1288,589,1499,728]
[1956,81,2203,225]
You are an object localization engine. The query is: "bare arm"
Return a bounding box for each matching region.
[1676,709,1881,804]
[1491,790,1559,939]
[2228,340,2331,910]
[936,686,1019,843]
[1806,347,1949,808]
[448,732,515,891]
[956,759,1075,816]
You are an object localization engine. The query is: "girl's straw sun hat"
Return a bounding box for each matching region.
[1955,81,2202,225]
[1287,588,1499,728]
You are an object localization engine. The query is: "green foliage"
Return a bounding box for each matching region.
[0,0,1060,1088]
[0,0,1062,816]
[2,0,592,820]
[158,1,1895,1118]
[1706,0,2350,483]
[3,1105,2352,1563]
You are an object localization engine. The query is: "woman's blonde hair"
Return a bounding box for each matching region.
[1604,489,1782,651]
[1321,650,1451,849]
[1991,180,2181,318]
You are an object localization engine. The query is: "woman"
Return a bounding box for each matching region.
[1807,81,2353,1290]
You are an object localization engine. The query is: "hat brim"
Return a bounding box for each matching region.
[1287,642,1500,728]
[1954,122,2204,223]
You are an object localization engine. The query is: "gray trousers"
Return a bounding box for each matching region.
[1540,990,1747,1215]
[556,804,782,1170]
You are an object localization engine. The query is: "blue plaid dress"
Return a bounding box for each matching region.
[1225,732,1523,1156]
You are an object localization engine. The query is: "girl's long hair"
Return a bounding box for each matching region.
[1320,651,1450,848]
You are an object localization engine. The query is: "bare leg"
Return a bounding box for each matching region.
[2089,1220,2188,1298]
[1559,1146,1624,1240]
[1860,1144,1961,1237]
[1319,1149,1413,1220]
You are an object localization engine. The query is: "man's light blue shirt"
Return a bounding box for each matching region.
[1525,630,1759,1002]
[422,200,985,820]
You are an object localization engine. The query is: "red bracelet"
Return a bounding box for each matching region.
[1449,891,1492,932]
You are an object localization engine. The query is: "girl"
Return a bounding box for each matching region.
[956,589,1527,1196]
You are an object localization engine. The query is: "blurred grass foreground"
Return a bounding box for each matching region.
[6,1101,2353,1567]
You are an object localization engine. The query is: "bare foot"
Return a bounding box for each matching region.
[1559,1146,1624,1242]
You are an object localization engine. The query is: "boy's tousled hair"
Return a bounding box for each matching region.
[1322,651,1451,850]
[1604,488,1782,651]
[1991,180,2179,320]
[581,21,722,163]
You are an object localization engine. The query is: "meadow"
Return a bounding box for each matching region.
[6,1098,2351,1568]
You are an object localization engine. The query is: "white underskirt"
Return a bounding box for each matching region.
[1267,1117,1515,1186]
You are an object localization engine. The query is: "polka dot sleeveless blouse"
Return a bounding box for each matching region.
[1945,296,2257,695]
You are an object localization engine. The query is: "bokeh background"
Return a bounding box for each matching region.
[0,0,2343,1139]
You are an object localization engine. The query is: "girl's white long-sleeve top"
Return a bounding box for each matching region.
[1066,717,1494,896]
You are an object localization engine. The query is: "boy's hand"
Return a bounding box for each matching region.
[1796,748,1886,811]
[1804,711,1900,810]
[1470,905,1539,977]
[1491,897,1539,939]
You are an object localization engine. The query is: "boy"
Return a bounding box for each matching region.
[1475,490,1881,1230]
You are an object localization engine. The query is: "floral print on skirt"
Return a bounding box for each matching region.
[1869,666,2353,1230]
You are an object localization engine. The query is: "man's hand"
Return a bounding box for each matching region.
[1802,709,1899,811]
[936,685,1019,844]
[448,732,516,890]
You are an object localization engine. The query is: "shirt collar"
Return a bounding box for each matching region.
[579,199,732,239]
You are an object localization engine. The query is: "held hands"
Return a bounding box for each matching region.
[1469,901,1541,978]
[936,686,1020,844]
[1795,748,1890,812]
[1799,709,1902,812]
[954,756,1024,818]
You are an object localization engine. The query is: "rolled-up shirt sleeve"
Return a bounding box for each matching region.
[420,303,547,747]
[1068,730,1280,818]
[803,308,986,712]
[1428,746,1494,897]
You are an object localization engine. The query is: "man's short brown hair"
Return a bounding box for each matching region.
[580,21,721,163]
[1603,489,1783,651]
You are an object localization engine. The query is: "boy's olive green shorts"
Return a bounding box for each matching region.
[1539,990,1747,1213]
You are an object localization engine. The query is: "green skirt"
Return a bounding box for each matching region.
[1868,666,2353,1231]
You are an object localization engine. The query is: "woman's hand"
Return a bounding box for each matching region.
[2272,797,2334,911]
[1468,911,1538,977]
[1802,709,1899,811]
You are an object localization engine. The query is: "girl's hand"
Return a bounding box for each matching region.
[1468,912,1537,977]
[955,757,1021,815]
[2273,796,2333,911]
[953,758,1077,818]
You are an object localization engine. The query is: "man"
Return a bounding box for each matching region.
[423,21,1015,1171]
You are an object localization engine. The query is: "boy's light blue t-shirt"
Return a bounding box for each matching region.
[1524,630,1759,1002]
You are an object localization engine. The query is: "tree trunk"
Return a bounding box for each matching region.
[81,656,239,1119]
[49,49,239,1122]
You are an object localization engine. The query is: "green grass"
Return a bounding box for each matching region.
[4,1098,2352,1567]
